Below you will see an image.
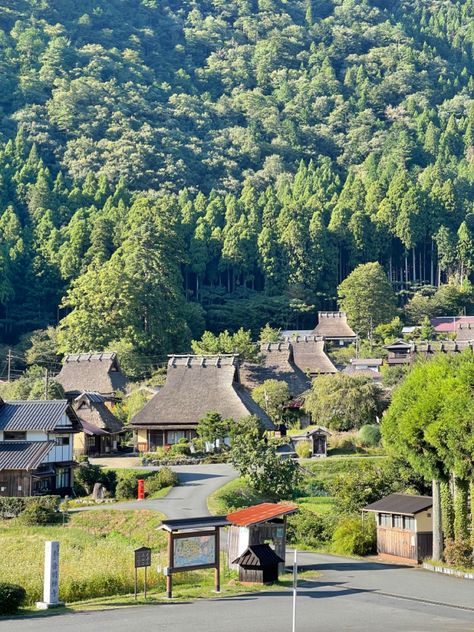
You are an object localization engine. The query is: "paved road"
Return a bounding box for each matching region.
[4,552,474,631]
[74,463,237,518]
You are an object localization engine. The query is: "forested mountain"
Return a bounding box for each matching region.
[0,0,474,362]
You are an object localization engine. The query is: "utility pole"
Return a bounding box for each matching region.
[7,349,12,382]
[44,368,49,399]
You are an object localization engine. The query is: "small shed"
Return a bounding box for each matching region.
[227,502,298,574]
[291,427,331,458]
[232,544,284,584]
[363,493,433,562]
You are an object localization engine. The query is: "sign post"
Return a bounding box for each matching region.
[134,547,152,600]
[292,549,298,632]
[36,541,64,609]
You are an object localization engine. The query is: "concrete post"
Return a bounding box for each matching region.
[36,541,64,609]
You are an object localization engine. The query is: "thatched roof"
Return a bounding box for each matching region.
[56,352,128,397]
[73,392,124,434]
[456,322,474,342]
[240,343,311,396]
[312,312,357,339]
[290,337,337,375]
[131,355,274,430]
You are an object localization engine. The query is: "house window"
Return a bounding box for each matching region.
[4,431,26,441]
[167,431,186,445]
[55,467,70,489]
[55,436,70,446]
[393,514,403,528]
[379,513,391,527]
[403,516,415,531]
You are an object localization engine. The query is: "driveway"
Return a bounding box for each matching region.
[4,552,474,631]
[74,463,237,518]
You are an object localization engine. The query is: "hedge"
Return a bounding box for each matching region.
[0,496,60,520]
[0,583,26,614]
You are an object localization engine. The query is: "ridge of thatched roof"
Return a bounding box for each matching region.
[456,322,474,342]
[130,355,274,430]
[56,352,128,396]
[290,338,337,375]
[73,392,124,434]
[312,312,357,339]
[240,343,311,396]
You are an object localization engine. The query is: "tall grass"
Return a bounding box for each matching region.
[0,511,167,604]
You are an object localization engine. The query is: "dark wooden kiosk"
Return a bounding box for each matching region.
[363,493,433,562]
[159,515,229,598]
[233,544,284,584]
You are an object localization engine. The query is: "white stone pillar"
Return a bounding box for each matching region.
[36,541,64,609]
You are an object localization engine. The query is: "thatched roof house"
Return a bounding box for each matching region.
[131,355,274,451]
[456,322,474,342]
[72,392,124,457]
[289,337,337,376]
[56,353,128,398]
[240,343,311,397]
[312,312,357,341]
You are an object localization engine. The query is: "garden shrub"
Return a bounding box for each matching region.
[331,515,376,556]
[0,496,60,521]
[18,499,56,525]
[157,467,179,488]
[74,463,117,496]
[0,583,26,614]
[286,509,336,549]
[115,474,139,500]
[358,424,381,447]
[295,440,312,459]
[443,538,473,568]
[168,443,190,456]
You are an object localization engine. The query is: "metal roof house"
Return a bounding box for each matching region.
[130,355,275,452]
[312,312,357,345]
[0,399,81,497]
[56,352,128,398]
[240,342,311,397]
[363,493,433,562]
[72,392,124,457]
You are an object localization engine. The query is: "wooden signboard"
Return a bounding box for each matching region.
[134,546,151,599]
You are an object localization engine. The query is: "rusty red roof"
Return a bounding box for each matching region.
[227,502,298,527]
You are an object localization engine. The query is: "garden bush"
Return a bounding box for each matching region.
[358,424,381,447]
[168,442,190,456]
[18,500,56,525]
[443,538,473,568]
[143,468,178,496]
[286,509,336,549]
[331,515,376,556]
[115,474,140,500]
[0,496,60,520]
[74,462,117,496]
[0,583,26,614]
[295,441,312,459]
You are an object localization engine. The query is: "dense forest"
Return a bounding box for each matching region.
[1,0,474,366]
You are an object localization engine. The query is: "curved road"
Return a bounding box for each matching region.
[75,463,238,519]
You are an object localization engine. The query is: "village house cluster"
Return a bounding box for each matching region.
[0,311,473,498]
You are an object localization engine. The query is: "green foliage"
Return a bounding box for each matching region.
[0,583,26,614]
[443,538,473,569]
[287,509,336,549]
[331,515,376,556]
[295,440,312,459]
[17,499,56,526]
[373,317,403,344]
[191,328,257,361]
[258,324,281,343]
[0,496,60,520]
[196,411,232,445]
[251,379,290,423]
[338,263,397,337]
[303,374,383,431]
[358,424,381,447]
[0,365,64,400]
[143,468,178,496]
[74,462,117,496]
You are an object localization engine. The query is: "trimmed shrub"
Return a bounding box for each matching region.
[115,475,139,500]
[331,515,376,556]
[358,424,381,447]
[0,583,26,614]
[444,538,473,568]
[18,500,56,525]
[287,509,336,548]
[168,443,190,456]
[157,467,179,488]
[295,440,312,459]
[0,496,60,521]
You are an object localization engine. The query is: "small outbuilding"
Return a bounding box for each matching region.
[363,493,433,562]
[291,426,331,458]
[232,544,284,584]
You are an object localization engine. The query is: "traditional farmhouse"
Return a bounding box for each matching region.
[131,355,274,452]
[431,315,474,336]
[0,399,81,496]
[240,342,311,397]
[289,336,337,377]
[363,493,433,562]
[343,358,382,381]
[291,426,331,457]
[312,312,357,345]
[72,392,124,457]
[56,352,128,399]
[384,340,413,366]
[385,339,474,365]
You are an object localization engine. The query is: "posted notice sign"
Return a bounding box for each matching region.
[135,546,152,568]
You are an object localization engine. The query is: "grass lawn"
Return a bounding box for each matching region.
[296,496,336,514]
[207,477,269,514]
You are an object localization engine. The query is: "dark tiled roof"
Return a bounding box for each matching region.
[240,343,311,397]
[160,516,230,532]
[56,352,128,396]
[312,312,357,339]
[0,400,75,431]
[363,493,432,516]
[0,441,54,470]
[233,544,284,567]
[131,355,274,430]
[79,420,110,436]
[228,502,298,527]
